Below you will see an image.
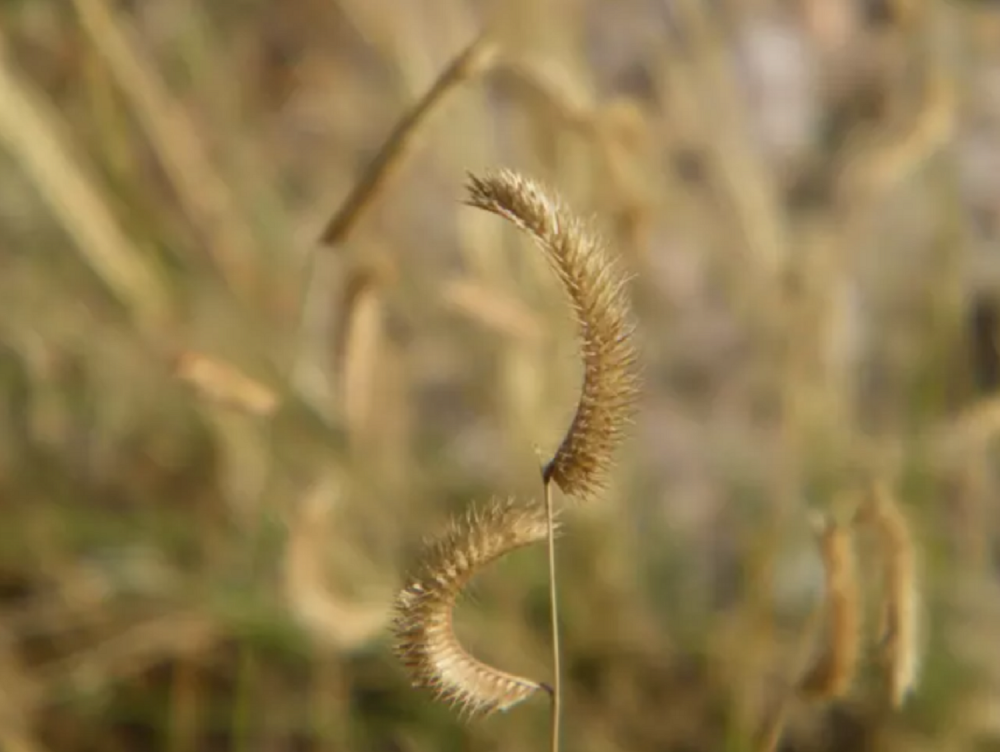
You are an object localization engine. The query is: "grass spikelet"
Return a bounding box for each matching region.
[465,169,641,500]
[797,513,861,700]
[392,497,553,718]
[758,511,862,752]
[856,483,922,708]
[173,351,279,417]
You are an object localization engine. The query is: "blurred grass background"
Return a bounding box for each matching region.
[2,0,1000,750]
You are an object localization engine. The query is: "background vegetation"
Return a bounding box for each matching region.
[2,0,1000,750]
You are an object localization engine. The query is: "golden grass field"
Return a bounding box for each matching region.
[3,0,1000,750]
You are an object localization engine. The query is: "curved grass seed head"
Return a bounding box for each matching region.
[855,483,923,708]
[798,513,862,700]
[391,497,555,718]
[465,169,641,501]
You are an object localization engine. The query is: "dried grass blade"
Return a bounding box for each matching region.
[71,0,260,298]
[173,351,279,417]
[0,39,168,329]
[320,33,497,247]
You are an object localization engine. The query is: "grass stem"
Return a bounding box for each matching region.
[543,479,561,752]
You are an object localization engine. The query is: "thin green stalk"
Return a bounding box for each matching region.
[543,478,561,752]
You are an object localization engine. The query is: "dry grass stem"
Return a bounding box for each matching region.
[797,514,862,700]
[465,169,641,500]
[336,266,387,450]
[39,613,217,699]
[320,32,498,247]
[837,65,955,205]
[0,38,168,329]
[71,0,260,298]
[442,278,544,343]
[856,483,923,708]
[494,57,597,133]
[283,479,392,650]
[392,497,554,718]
